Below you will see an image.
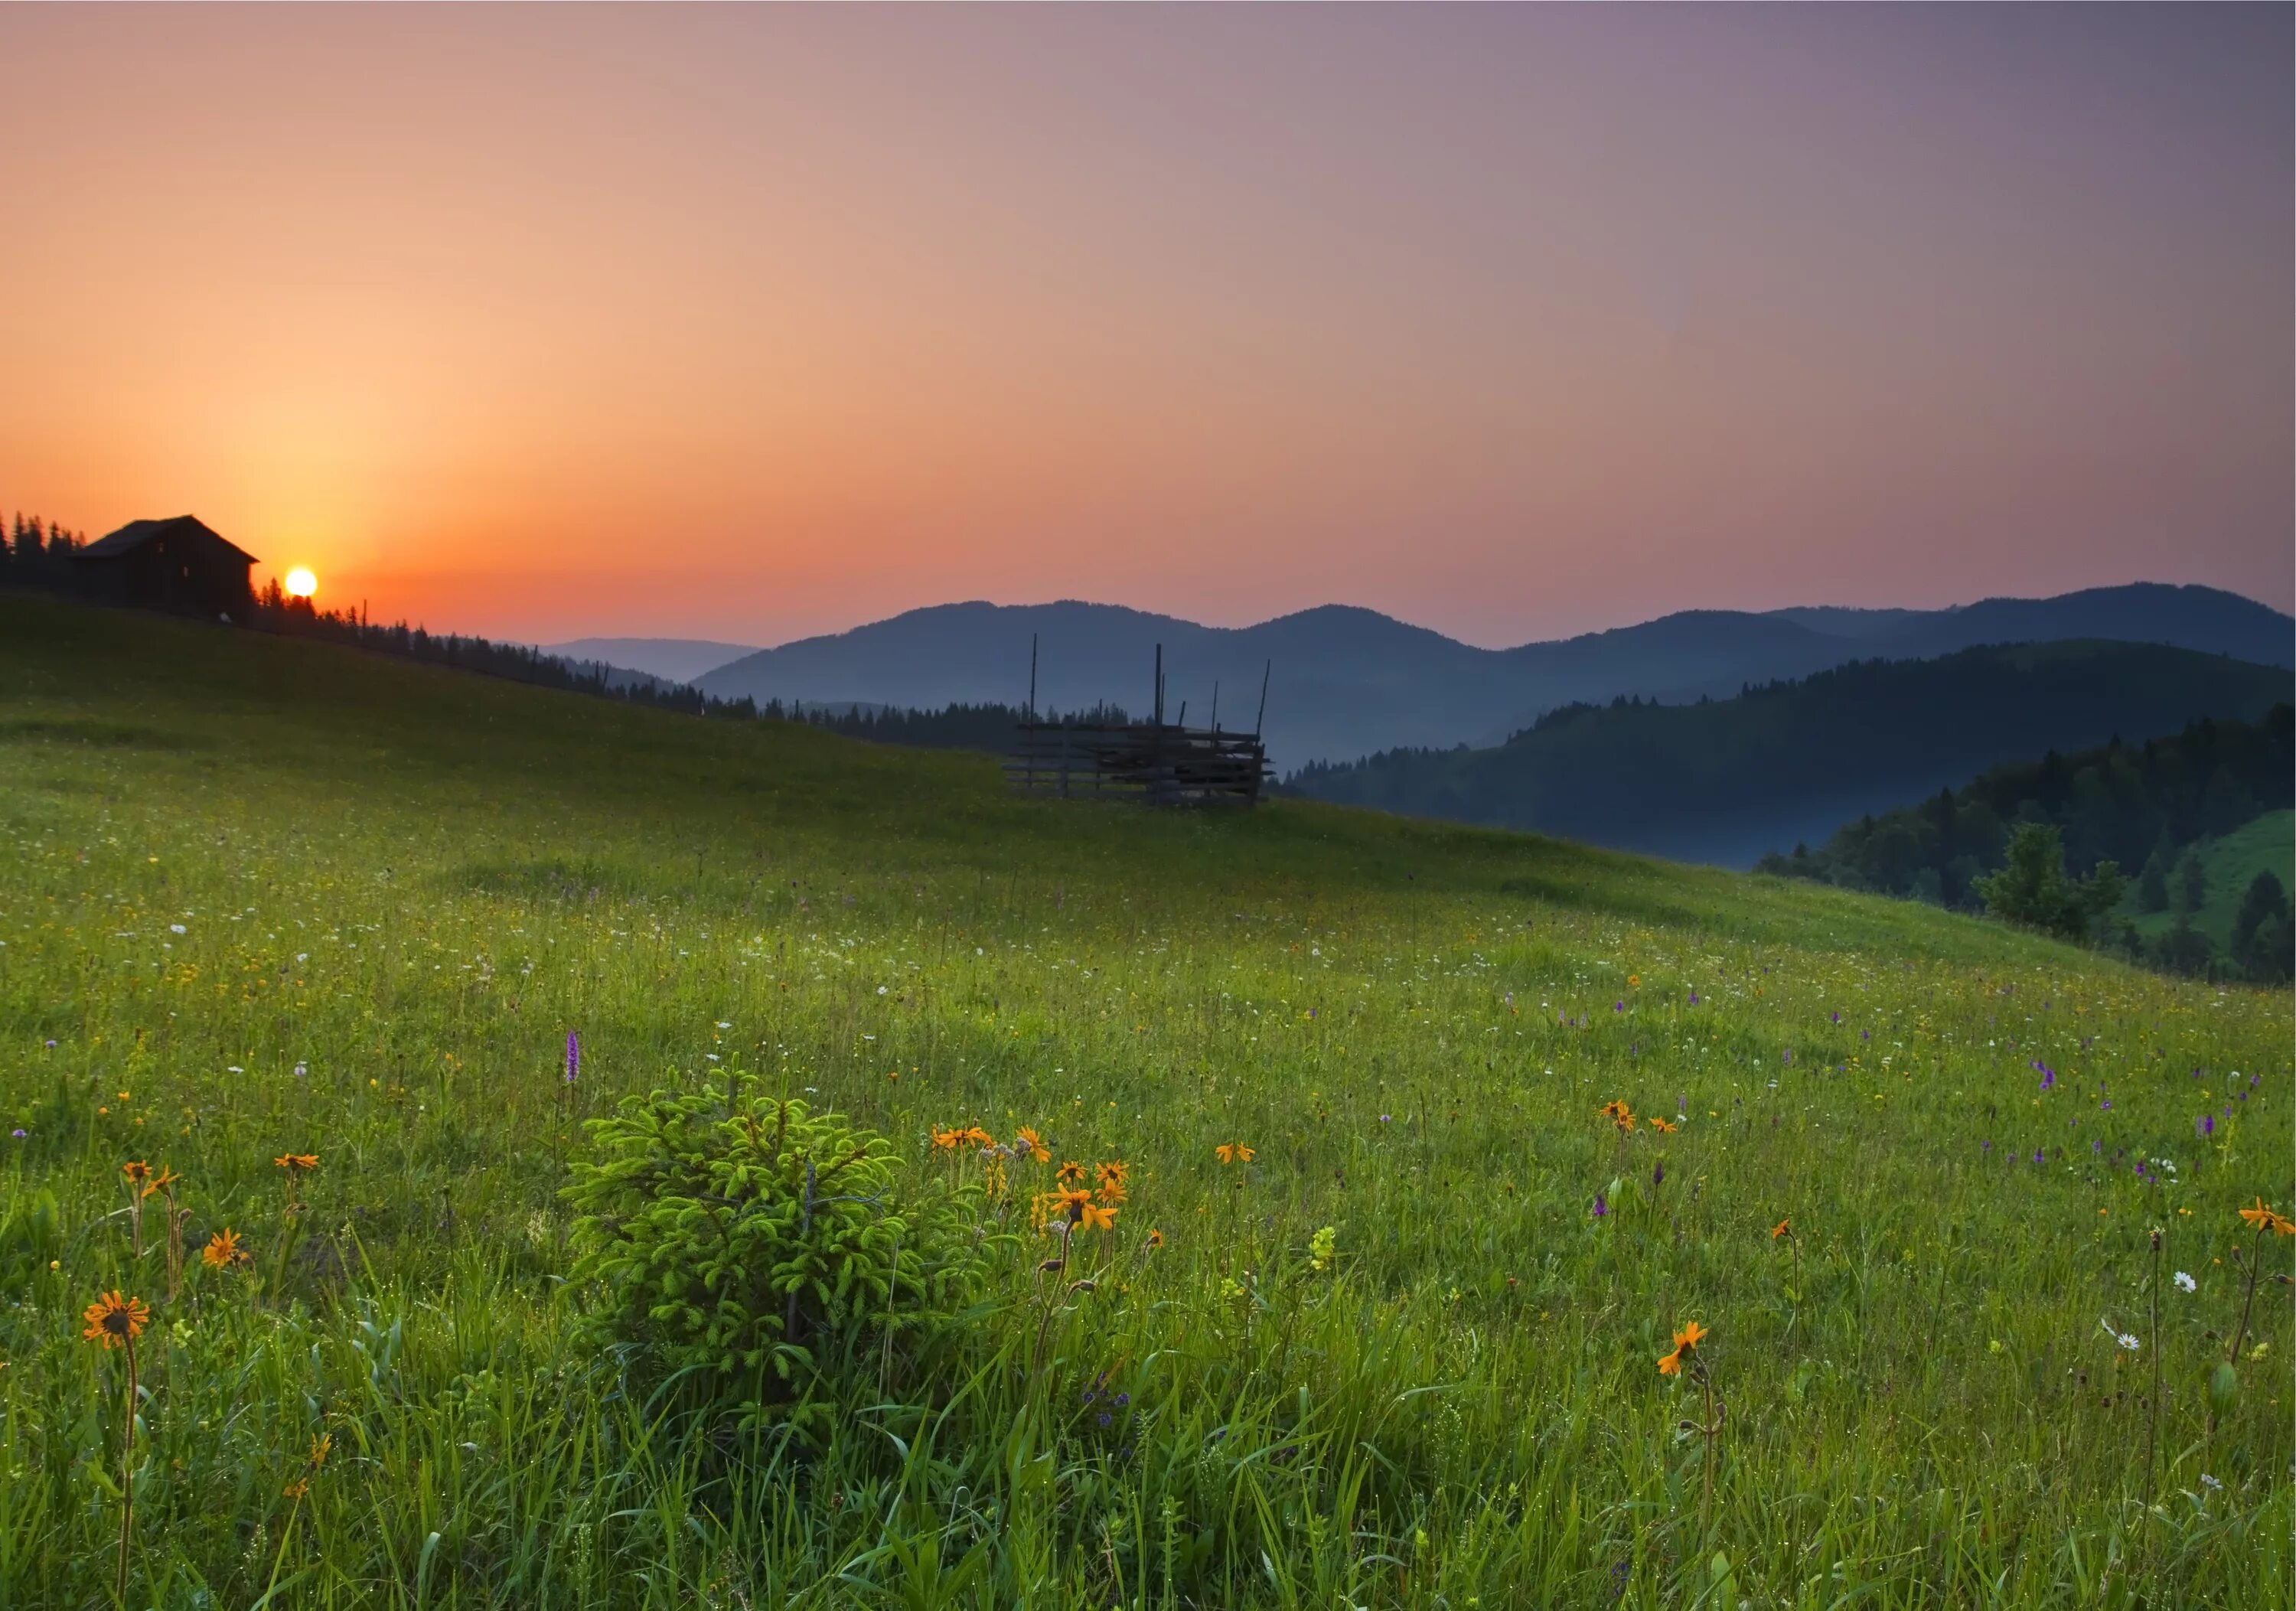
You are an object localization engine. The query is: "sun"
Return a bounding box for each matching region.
[283,567,318,598]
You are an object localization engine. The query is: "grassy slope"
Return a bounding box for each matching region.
[1,592,2289,1609]
[2128,809,2296,947]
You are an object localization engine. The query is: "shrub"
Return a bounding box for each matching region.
[563,1082,995,1428]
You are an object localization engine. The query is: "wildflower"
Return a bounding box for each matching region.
[201,1228,248,1268]
[1658,1318,1707,1375]
[121,1160,152,1192]
[2199,1115,2213,1137]
[1094,1161,1130,1204]
[1079,1201,1117,1232]
[2201,1473,2223,1491]
[1627,974,1640,987]
[1592,1192,1608,1218]
[1771,1218,1791,1239]
[931,1127,962,1151]
[1598,1099,1634,1131]
[1013,1127,1050,1163]
[2040,1068,2055,1091]
[1146,1228,1165,1250]
[1057,1160,1088,1187]
[273,1153,319,1175]
[565,1031,579,1084]
[1649,1116,1678,1134]
[143,1165,179,1202]
[1652,1163,1665,1186]
[2238,1198,2296,1235]
[81,1291,149,1349]
[1309,1225,1336,1271]
[2174,1270,2197,1293]
[1215,1143,1254,1165]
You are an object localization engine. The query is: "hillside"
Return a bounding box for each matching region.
[1283,642,2294,867]
[691,584,2293,768]
[2128,808,2296,951]
[0,592,2288,1607]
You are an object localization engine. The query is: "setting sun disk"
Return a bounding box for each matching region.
[283,567,317,598]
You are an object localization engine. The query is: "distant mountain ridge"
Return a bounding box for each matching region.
[1280,641,2294,867]
[692,583,2292,768]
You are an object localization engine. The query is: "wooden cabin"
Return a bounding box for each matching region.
[73,515,257,621]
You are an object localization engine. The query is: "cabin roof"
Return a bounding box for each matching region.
[77,515,259,566]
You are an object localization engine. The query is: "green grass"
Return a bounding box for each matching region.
[2,591,2289,1609]
[2128,810,2294,948]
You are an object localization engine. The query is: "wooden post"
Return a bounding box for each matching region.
[1254,660,1271,737]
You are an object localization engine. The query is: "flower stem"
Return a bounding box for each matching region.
[116,1332,139,1603]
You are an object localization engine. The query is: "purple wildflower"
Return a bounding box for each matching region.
[2040,1068,2054,1091]
[1592,1192,1608,1218]
[1613,1000,1624,1013]
[565,1030,580,1085]
[2199,1115,2214,1137]
[1782,1048,1793,1065]
[9,1128,23,1139]
[1688,990,1699,1005]
[1652,1163,1665,1186]
[1830,1011,1841,1024]
[2033,1149,2043,1165]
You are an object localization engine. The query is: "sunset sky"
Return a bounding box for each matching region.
[2,5,2288,647]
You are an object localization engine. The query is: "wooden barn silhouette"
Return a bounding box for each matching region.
[73,515,257,621]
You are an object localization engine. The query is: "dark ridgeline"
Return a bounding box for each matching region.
[1005,641,1271,806]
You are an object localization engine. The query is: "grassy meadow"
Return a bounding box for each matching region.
[1,592,2290,1609]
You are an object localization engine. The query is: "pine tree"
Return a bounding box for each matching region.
[2136,844,2171,913]
[2174,846,2208,915]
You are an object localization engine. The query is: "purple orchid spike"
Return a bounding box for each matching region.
[565,1030,580,1085]
[2198,1114,2213,1137]
[1592,1192,1608,1218]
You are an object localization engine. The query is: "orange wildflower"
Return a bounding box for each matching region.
[1079,1201,1117,1232]
[1056,1160,1088,1188]
[273,1153,319,1174]
[1013,1127,1051,1163]
[2239,1198,2296,1235]
[201,1228,247,1268]
[1215,1143,1255,1165]
[1771,1218,1791,1239]
[81,1291,149,1350]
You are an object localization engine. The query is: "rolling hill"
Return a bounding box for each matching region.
[1282,641,2294,867]
[690,583,2294,768]
[0,590,2287,1606]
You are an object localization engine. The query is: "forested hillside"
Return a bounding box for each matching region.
[1283,642,2294,866]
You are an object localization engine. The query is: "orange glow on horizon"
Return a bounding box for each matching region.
[0,8,2284,647]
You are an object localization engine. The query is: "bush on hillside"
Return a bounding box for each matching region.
[564,1084,994,1433]
[1971,823,2126,944]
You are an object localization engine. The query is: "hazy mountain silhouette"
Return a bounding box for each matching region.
[543,637,760,684]
[693,584,2292,768]
[1283,641,2294,867]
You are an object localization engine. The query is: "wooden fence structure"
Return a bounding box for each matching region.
[1004,641,1271,807]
